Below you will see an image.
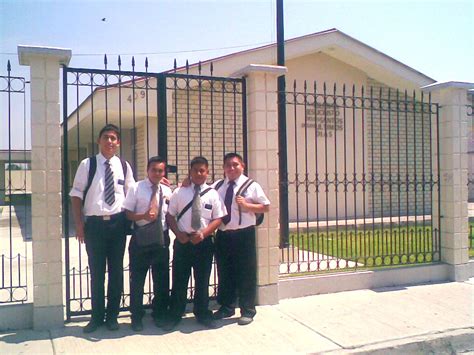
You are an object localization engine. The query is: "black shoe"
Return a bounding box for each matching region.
[212,307,235,320]
[153,317,167,328]
[197,317,217,329]
[105,318,120,331]
[83,320,103,334]
[237,316,253,326]
[162,317,181,331]
[131,319,143,332]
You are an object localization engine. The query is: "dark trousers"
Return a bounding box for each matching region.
[129,230,170,321]
[84,213,127,323]
[168,237,213,321]
[215,226,257,318]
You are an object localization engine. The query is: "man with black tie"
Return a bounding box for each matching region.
[213,152,270,325]
[70,124,135,333]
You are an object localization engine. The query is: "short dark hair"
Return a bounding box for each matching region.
[190,156,208,168]
[147,156,166,170]
[224,152,244,164]
[99,124,121,140]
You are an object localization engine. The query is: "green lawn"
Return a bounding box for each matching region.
[289,224,438,266]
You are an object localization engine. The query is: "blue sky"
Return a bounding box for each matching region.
[0,0,473,149]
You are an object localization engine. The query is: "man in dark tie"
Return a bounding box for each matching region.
[123,156,172,331]
[165,156,226,330]
[70,124,135,333]
[213,153,270,325]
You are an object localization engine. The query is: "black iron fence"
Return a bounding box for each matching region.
[0,61,31,304]
[280,81,440,274]
[62,57,246,318]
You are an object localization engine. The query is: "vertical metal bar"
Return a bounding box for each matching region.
[222,80,226,157]
[413,90,418,258]
[293,81,300,271]
[404,90,410,257]
[396,90,402,257]
[145,59,150,161]
[314,81,321,270]
[421,91,427,254]
[104,55,109,125]
[132,58,137,177]
[7,61,13,300]
[233,81,238,153]
[157,74,168,161]
[352,84,358,265]
[241,79,248,170]
[342,84,348,264]
[388,89,393,261]
[361,85,367,262]
[186,62,191,163]
[435,101,441,259]
[378,87,383,259]
[333,83,339,267]
[370,86,375,258]
[62,66,71,320]
[303,81,310,270]
[198,63,203,157]
[323,83,329,267]
[118,57,123,157]
[210,64,215,178]
[277,0,289,248]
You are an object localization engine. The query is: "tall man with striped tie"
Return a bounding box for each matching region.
[70,124,135,333]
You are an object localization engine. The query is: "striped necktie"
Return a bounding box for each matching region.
[104,159,115,206]
[191,184,202,231]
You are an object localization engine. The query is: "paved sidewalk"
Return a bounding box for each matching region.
[1,279,473,354]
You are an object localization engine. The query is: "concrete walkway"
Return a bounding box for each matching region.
[1,279,473,354]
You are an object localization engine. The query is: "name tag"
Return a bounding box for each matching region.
[118,179,125,185]
[204,204,212,210]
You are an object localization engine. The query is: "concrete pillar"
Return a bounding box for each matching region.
[18,46,71,329]
[422,81,474,281]
[233,64,287,305]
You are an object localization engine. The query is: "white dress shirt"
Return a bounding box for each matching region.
[214,174,270,231]
[123,178,172,229]
[69,153,135,216]
[168,183,227,234]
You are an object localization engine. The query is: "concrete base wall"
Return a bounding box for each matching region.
[278,263,451,300]
[0,303,33,331]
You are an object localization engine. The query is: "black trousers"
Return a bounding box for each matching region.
[84,213,127,323]
[129,230,170,321]
[215,226,257,318]
[168,237,213,320]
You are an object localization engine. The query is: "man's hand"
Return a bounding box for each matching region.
[143,208,158,222]
[76,224,85,243]
[189,231,204,245]
[161,177,171,187]
[235,195,250,211]
[181,177,191,187]
[176,231,190,244]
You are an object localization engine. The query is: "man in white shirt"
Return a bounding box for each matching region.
[70,124,135,333]
[165,156,227,330]
[212,152,270,326]
[123,156,172,332]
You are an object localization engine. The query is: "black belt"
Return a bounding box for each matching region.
[218,226,254,235]
[86,212,124,222]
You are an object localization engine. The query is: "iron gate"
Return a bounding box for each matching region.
[62,58,246,319]
[0,61,31,304]
[279,80,441,274]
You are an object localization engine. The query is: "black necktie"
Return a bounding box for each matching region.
[222,180,235,225]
